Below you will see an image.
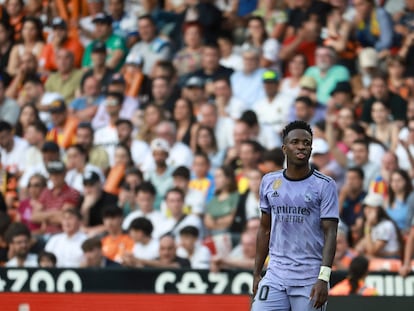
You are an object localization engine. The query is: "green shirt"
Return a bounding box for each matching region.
[82,34,127,72]
[206,192,239,219]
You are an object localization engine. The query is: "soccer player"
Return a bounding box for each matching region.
[251,120,338,310]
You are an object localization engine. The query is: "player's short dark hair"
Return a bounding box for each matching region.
[165,187,185,200]
[282,120,313,142]
[136,181,157,197]
[5,222,31,244]
[262,147,285,167]
[347,166,365,180]
[129,217,153,236]
[179,225,199,238]
[81,237,102,252]
[172,166,191,180]
[102,206,123,218]
[38,251,57,265]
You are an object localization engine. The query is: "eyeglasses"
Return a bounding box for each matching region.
[28,183,43,188]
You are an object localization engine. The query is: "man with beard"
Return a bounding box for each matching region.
[5,222,38,267]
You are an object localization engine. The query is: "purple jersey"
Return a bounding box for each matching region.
[260,168,339,286]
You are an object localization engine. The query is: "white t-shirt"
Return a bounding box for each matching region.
[132,238,159,260]
[45,231,88,267]
[6,254,38,267]
[164,214,204,241]
[93,125,119,166]
[122,210,169,239]
[176,243,211,269]
[371,219,400,254]
[65,164,105,194]
[131,139,151,169]
[0,136,29,172]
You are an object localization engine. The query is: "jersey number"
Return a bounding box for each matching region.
[258,285,269,301]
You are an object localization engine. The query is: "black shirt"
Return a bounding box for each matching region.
[361,93,407,123]
[288,1,332,30]
[84,191,119,227]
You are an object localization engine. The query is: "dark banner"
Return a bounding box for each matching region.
[0,268,413,296]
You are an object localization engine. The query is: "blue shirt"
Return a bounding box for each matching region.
[69,95,104,111]
[387,199,409,231]
[230,68,266,108]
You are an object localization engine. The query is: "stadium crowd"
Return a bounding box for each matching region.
[0,0,414,279]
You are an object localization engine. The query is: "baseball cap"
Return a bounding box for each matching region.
[262,70,279,83]
[83,171,101,185]
[299,76,317,91]
[362,192,383,207]
[41,141,60,153]
[185,76,204,88]
[51,17,67,29]
[109,73,125,85]
[359,48,378,68]
[92,13,112,24]
[46,161,66,174]
[48,99,66,113]
[330,81,352,96]
[312,138,329,155]
[91,41,107,54]
[125,52,143,66]
[150,138,170,153]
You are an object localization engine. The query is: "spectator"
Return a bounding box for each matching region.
[217,32,243,72]
[80,170,118,236]
[332,223,356,271]
[163,187,203,238]
[231,47,266,109]
[127,15,171,75]
[108,0,139,47]
[32,161,80,235]
[0,120,28,175]
[44,208,87,267]
[16,74,44,109]
[45,98,78,149]
[355,192,403,259]
[101,206,134,263]
[304,45,350,105]
[395,118,414,174]
[0,211,11,266]
[126,217,159,262]
[5,222,37,267]
[210,230,256,271]
[330,256,378,295]
[353,0,395,52]
[176,225,211,269]
[235,140,264,193]
[290,96,325,126]
[182,76,206,117]
[399,215,414,276]
[386,169,412,232]
[339,167,367,234]
[68,76,104,122]
[38,251,57,268]
[133,234,191,268]
[0,20,13,73]
[76,122,110,174]
[81,41,115,92]
[279,53,307,106]
[82,12,127,72]
[0,77,19,125]
[14,103,40,139]
[386,55,410,100]
[198,102,234,152]
[212,76,247,120]
[78,0,106,47]
[122,182,168,239]
[173,97,199,149]
[173,22,203,78]
[118,168,144,217]
[5,0,24,43]
[189,151,215,202]
[39,17,84,72]
[44,49,83,103]
[122,52,152,100]
[65,144,104,194]
[149,76,177,117]
[370,151,399,198]
[17,173,47,234]
[204,165,239,237]
[81,237,121,268]
[7,16,44,76]
[366,100,399,151]
[258,147,285,174]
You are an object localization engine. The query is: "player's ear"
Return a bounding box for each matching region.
[281,144,286,154]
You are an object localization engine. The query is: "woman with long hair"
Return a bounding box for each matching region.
[173,97,199,149]
[137,104,165,144]
[7,16,44,76]
[194,125,225,171]
[14,103,40,137]
[204,165,239,237]
[279,53,307,104]
[0,20,14,72]
[386,169,413,233]
[355,193,403,259]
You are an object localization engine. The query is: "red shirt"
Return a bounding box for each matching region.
[38,184,80,233]
[282,36,317,70]
[18,199,41,232]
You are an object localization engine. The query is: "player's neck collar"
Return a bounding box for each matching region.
[283,167,314,182]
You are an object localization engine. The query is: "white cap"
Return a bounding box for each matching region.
[150,138,170,153]
[125,52,143,66]
[312,138,329,155]
[359,48,378,68]
[363,192,383,207]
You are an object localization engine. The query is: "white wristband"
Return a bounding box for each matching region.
[318,266,331,282]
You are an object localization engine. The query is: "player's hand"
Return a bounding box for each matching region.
[399,264,412,277]
[309,279,328,308]
[252,274,262,298]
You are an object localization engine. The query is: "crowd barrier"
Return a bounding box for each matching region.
[0,268,413,311]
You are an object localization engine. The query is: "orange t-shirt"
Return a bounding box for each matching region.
[41,37,84,70]
[330,279,378,296]
[101,234,134,262]
[46,116,78,149]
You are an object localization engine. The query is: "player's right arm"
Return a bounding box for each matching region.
[252,211,271,297]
